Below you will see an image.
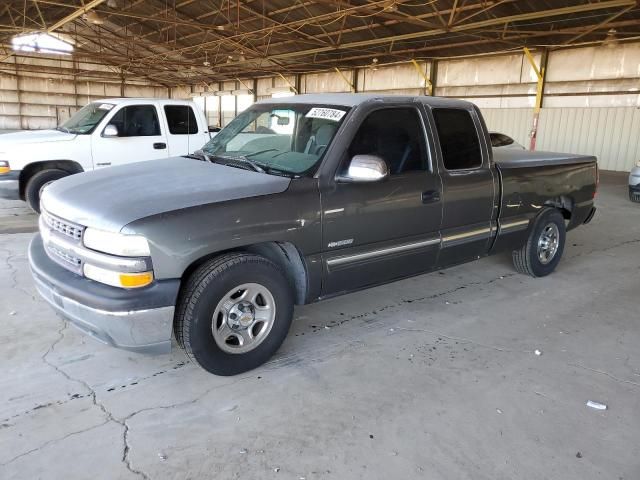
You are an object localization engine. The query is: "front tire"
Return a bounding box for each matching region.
[175,253,294,376]
[512,209,566,277]
[25,169,69,213]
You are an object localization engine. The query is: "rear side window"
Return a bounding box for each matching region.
[164,105,198,134]
[432,108,482,170]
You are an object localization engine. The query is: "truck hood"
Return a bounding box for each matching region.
[41,157,292,232]
[0,129,76,148]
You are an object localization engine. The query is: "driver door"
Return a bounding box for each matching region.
[321,105,443,296]
[91,104,169,168]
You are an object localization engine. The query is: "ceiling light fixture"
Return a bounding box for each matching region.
[384,1,398,12]
[83,10,104,25]
[603,28,618,48]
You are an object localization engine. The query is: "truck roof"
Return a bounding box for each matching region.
[257,93,474,109]
[93,98,197,106]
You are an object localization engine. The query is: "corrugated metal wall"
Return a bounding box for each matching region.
[481,107,640,171]
[0,54,170,130]
[538,107,640,171]
[480,108,533,147]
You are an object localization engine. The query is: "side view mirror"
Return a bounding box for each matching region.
[337,155,389,183]
[102,124,119,137]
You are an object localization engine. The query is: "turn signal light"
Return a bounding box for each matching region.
[0,161,9,174]
[83,263,154,289]
[119,271,154,288]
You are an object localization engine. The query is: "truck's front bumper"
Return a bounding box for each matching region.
[29,234,180,354]
[0,171,20,200]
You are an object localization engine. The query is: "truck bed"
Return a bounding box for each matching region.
[493,149,597,168]
[494,148,597,251]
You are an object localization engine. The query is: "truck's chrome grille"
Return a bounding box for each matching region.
[41,210,84,241]
[47,244,82,269]
[40,209,85,275]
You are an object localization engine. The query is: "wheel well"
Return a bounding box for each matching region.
[543,196,573,220]
[19,160,83,199]
[180,242,309,305]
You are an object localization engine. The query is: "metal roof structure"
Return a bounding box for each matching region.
[1,1,639,86]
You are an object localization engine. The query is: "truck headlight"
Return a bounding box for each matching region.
[83,264,154,289]
[83,228,150,257]
[0,160,9,174]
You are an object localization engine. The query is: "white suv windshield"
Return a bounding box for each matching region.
[201,104,349,176]
[58,102,114,134]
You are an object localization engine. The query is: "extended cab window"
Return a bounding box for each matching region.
[346,107,427,174]
[108,105,160,137]
[164,105,198,134]
[432,108,482,170]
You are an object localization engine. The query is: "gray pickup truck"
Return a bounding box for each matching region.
[29,94,598,376]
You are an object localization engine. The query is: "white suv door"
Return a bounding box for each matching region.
[163,105,205,156]
[91,104,169,168]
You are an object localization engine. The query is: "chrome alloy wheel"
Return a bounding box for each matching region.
[537,223,560,265]
[211,283,276,354]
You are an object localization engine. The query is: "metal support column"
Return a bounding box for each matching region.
[524,47,548,151]
[411,59,432,95]
[334,67,355,92]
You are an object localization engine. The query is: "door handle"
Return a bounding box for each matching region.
[422,190,441,204]
[153,142,167,150]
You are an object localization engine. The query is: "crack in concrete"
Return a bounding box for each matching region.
[34,317,253,479]
[566,237,640,259]
[0,246,35,300]
[0,420,110,467]
[393,327,531,354]
[305,272,518,334]
[40,319,152,480]
[569,362,640,389]
[3,362,190,423]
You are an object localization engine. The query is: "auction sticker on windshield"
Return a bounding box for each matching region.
[306,107,346,122]
[98,103,114,110]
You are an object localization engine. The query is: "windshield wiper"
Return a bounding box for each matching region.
[185,150,213,162]
[198,152,296,177]
[214,155,266,174]
[56,126,71,134]
[244,149,278,158]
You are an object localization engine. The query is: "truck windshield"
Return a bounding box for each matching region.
[57,102,114,134]
[201,104,349,176]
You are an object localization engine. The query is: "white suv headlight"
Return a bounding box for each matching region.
[83,228,150,257]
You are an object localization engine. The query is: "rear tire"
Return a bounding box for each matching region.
[175,253,294,376]
[512,209,566,277]
[25,169,69,213]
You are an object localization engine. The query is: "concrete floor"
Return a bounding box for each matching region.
[1,173,638,480]
[0,198,36,234]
